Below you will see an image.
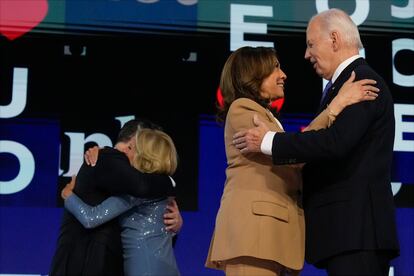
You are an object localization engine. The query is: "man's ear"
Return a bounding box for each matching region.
[330,31,340,51]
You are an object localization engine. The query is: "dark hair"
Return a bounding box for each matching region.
[217,46,279,122]
[117,118,162,143]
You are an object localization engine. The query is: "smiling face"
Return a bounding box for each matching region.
[260,63,287,102]
[218,47,287,118]
[304,18,337,80]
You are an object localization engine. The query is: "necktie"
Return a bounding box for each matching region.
[320,80,332,105]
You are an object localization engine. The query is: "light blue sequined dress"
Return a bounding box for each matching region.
[65,194,180,276]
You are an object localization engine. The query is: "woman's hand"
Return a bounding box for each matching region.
[164,199,183,234]
[84,146,100,166]
[61,175,76,200]
[329,71,379,116]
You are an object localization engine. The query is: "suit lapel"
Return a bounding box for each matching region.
[242,98,284,132]
[263,108,284,131]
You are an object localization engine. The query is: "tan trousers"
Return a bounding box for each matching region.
[224,256,300,276]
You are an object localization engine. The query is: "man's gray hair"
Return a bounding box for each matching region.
[312,8,363,50]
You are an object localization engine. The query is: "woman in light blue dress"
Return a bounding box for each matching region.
[64,128,180,276]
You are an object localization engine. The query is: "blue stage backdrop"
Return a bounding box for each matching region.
[0,115,413,276]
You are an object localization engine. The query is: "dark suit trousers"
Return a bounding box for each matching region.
[326,250,391,276]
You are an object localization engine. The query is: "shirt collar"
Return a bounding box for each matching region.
[331,55,362,83]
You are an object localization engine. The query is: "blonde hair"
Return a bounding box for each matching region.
[133,129,178,175]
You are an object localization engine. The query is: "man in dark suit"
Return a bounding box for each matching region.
[232,8,399,276]
[49,119,182,275]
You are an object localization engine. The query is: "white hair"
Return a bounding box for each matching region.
[311,8,363,49]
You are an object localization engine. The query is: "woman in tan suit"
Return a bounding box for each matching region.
[205,46,379,275]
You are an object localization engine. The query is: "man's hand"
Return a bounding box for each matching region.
[61,175,76,200]
[232,114,269,154]
[84,146,100,166]
[164,199,183,234]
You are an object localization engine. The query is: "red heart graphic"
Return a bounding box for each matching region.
[0,0,49,41]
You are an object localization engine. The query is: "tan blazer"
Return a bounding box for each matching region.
[205,98,333,271]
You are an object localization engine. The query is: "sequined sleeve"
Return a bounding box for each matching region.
[64,194,143,228]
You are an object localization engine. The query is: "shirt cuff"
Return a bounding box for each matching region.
[261,131,275,156]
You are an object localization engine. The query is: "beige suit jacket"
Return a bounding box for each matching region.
[206,98,333,270]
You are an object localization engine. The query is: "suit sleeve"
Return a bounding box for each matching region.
[64,193,141,228]
[272,71,386,164]
[94,153,175,198]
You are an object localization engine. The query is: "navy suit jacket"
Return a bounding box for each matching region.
[272,58,399,266]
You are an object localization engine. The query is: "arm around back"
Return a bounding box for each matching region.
[65,193,140,228]
[94,148,175,198]
[272,68,391,164]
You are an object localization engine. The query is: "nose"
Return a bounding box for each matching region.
[281,69,287,80]
[304,48,310,60]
